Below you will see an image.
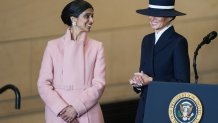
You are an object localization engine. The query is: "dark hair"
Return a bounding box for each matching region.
[61,0,93,26]
[169,16,176,22]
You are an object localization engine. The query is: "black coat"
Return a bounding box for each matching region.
[135,26,190,123]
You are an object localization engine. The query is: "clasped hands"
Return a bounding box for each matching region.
[58,105,79,123]
[129,71,153,87]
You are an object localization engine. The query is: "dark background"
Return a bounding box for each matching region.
[101,99,138,123]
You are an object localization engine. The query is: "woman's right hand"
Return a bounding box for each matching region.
[58,105,78,123]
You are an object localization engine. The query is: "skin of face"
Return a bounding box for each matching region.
[74,8,94,32]
[148,16,172,31]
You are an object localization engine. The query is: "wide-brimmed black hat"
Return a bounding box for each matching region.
[136,0,186,16]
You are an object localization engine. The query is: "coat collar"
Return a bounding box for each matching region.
[63,28,88,47]
[57,28,88,56]
[154,26,175,53]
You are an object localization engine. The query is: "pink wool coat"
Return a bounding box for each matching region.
[38,29,106,123]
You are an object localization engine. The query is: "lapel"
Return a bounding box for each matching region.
[61,29,88,86]
[154,26,175,54]
[147,33,155,55]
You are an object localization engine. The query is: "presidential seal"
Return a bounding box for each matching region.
[168,92,203,123]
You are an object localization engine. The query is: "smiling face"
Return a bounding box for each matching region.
[148,16,172,31]
[75,8,94,32]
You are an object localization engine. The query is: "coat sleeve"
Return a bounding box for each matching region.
[37,42,68,115]
[133,38,146,93]
[173,38,190,82]
[70,43,106,117]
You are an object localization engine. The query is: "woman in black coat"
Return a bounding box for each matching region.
[129,0,190,123]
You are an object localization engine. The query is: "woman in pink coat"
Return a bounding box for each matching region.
[37,0,106,123]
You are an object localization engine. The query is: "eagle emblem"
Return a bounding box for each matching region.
[178,101,194,121]
[168,92,203,123]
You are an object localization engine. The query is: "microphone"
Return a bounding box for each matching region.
[202,31,217,45]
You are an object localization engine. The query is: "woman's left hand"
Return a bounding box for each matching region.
[129,71,153,87]
[69,119,79,123]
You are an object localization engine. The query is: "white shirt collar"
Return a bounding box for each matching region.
[155,24,172,44]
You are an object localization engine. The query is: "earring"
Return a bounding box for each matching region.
[72,21,76,26]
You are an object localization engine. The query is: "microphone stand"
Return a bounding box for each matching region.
[193,43,202,84]
[193,40,212,84]
[193,31,217,84]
